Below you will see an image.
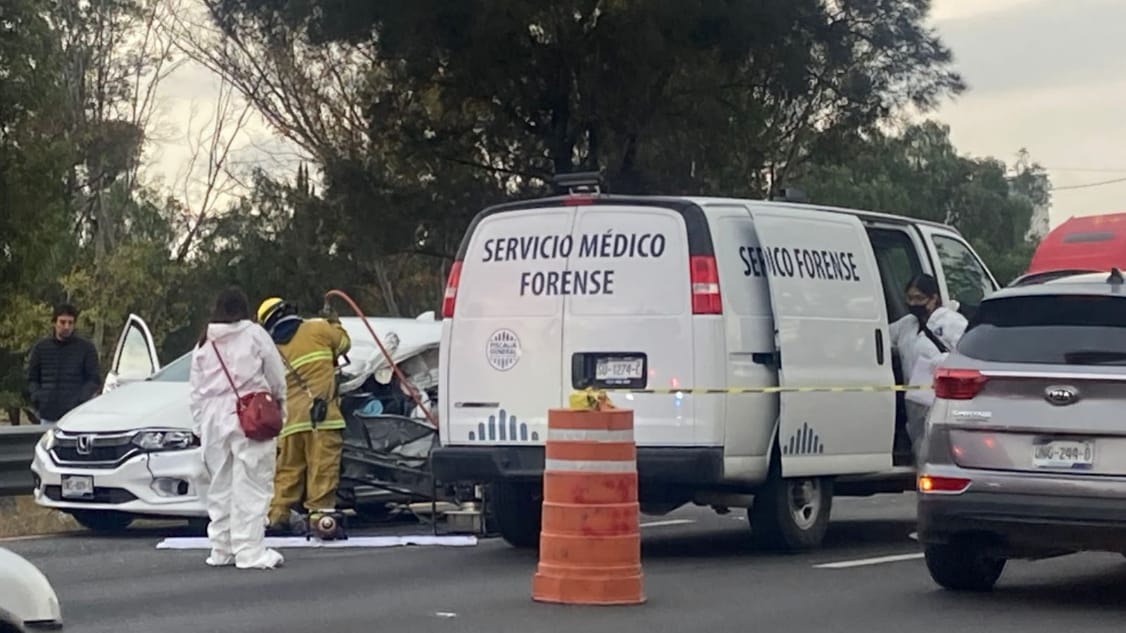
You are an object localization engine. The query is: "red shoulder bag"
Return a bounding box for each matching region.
[211,341,284,441]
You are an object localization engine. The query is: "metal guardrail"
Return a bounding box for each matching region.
[0,426,46,497]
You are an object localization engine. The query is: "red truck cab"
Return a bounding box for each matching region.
[1013,213,1126,286]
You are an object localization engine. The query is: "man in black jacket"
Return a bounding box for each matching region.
[26,304,101,424]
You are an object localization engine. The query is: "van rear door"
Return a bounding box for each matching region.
[561,203,698,446]
[443,207,577,445]
[745,204,896,477]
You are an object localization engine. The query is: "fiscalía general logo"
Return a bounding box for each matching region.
[486,329,521,371]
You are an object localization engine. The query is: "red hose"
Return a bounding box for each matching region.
[323,289,440,432]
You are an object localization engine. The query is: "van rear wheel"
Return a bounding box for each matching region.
[750,465,833,552]
[488,482,542,549]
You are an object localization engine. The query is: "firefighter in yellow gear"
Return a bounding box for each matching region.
[257,297,352,533]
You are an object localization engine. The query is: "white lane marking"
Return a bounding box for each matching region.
[813,552,924,569]
[639,519,696,529]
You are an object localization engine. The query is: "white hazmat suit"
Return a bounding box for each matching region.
[890,305,968,457]
[189,320,288,569]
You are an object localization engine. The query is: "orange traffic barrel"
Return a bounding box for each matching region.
[532,407,645,605]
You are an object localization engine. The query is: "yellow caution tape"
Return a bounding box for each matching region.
[594,384,929,395]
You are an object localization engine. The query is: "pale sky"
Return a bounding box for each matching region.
[146,0,1126,231]
[929,0,1126,228]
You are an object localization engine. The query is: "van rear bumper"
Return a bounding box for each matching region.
[431,445,724,485]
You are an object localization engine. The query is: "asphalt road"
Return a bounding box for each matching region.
[6,493,1126,633]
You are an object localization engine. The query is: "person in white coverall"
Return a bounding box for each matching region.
[889,274,968,460]
[189,287,289,569]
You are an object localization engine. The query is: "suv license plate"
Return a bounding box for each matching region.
[61,475,94,499]
[1032,440,1094,469]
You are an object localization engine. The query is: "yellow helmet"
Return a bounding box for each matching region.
[257,297,285,324]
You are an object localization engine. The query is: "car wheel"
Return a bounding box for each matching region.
[924,540,1006,592]
[750,454,833,552]
[488,482,542,549]
[69,510,133,534]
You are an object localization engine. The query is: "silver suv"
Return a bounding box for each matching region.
[917,269,1126,592]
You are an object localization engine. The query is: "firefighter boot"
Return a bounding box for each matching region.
[307,510,347,541]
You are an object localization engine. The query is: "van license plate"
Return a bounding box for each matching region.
[596,358,644,381]
[1032,440,1094,469]
[61,475,94,499]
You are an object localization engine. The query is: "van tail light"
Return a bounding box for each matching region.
[441,260,463,318]
[690,255,723,315]
[562,195,594,206]
[933,368,988,400]
[918,474,971,494]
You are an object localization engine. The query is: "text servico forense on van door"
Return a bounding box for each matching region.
[739,245,863,283]
[480,231,667,297]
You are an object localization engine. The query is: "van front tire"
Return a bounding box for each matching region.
[750,462,833,552]
[488,482,542,549]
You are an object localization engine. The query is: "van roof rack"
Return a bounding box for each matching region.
[770,186,809,204]
[553,171,607,195]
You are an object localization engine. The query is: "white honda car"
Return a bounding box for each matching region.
[30,312,442,533]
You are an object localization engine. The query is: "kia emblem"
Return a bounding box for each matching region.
[1044,386,1079,406]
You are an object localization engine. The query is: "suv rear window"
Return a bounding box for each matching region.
[958,294,1126,364]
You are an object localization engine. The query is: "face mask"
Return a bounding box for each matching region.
[907,304,930,322]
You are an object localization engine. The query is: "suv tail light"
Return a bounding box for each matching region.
[441,260,463,318]
[690,255,722,315]
[918,474,971,494]
[933,368,988,400]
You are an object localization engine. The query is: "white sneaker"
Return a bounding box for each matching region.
[236,547,285,570]
[206,552,235,567]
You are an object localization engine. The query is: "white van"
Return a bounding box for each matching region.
[432,177,999,551]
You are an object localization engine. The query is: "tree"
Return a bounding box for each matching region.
[795,120,1052,285]
[48,0,189,355]
[0,0,76,421]
[203,0,963,193]
[177,0,967,314]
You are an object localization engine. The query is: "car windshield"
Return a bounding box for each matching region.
[958,294,1126,365]
[147,352,191,382]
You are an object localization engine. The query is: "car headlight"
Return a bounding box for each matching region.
[132,429,198,451]
[38,427,58,451]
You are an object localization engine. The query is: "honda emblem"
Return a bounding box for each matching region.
[76,434,95,455]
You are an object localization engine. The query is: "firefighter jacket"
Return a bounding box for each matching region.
[271,317,351,437]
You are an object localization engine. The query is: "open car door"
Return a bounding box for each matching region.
[102,314,161,394]
[745,204,896,478]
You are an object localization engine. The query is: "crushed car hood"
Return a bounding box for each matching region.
[336,314,442,392]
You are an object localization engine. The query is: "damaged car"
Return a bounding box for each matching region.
[29,311,446,533]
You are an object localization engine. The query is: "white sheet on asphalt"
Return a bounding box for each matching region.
[155,535,479,550]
